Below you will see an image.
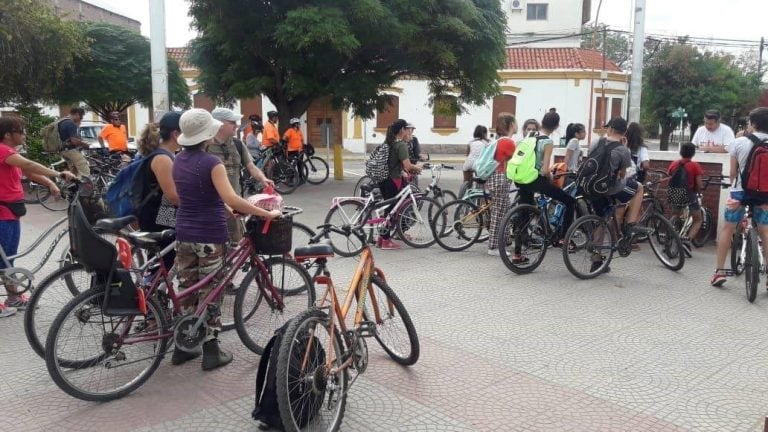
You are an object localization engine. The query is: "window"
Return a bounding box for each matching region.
[433,96,457,129]
[611,98,622,120]
[491,95,517,130]
[376,95,399,129]
[594,96,607,129]
[526,3,548,20]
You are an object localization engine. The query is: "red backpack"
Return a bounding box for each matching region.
[741,134,768,201]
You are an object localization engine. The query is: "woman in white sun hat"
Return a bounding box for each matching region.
[171,108,281,371]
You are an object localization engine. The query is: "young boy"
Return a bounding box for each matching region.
[667,143,705,246]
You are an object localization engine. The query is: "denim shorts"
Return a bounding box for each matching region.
[724,196,768,225]
[0,220,21,269]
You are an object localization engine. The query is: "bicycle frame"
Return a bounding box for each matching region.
[330,184,425,233]
[0,215,69,280]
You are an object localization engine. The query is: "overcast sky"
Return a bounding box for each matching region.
[88,0,767,50]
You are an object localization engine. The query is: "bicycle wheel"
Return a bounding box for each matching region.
[433,189,457,207]
[22,179,40,204]
[323,199,366,257]
[431,200,484,251]
[268,161,299,195]
[498,204,548,274]
[363,275,420,365]
[291,221,316,253]
[692,208,713,248]
[37,185,68,211]
[276,309,347,432]
[732,224,745,275]
[303,156,329,185]
[646,213,685,271]
[45,289,168,401]
[457,181,472,200]
[562,215,614,280]
[745,229,759,303]
[221,262,252,332]
[353,175,374,197]
[396,196,440,248]
[24,263,89,359]
[233,259,315,354]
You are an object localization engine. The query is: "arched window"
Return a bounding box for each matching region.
[433,95,457,129]
[376,95,399,129]
[491,95,517,129]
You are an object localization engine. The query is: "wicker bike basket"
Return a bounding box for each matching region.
[246,215,293,255]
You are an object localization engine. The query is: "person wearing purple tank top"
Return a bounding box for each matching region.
[172,109,281,371]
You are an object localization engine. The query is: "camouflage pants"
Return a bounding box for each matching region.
[61,149,90,178]
[175,242,226,341]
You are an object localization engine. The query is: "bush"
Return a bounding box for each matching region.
[15,105,56,164]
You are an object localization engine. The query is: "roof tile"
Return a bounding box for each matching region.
[505,48,621,72]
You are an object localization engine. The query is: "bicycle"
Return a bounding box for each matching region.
[36,159,71,211]
[738,204,766,303]
[419,163,458,206]
[44,202,314,401]
[293,143,329,185]
[253,143,300,195]
[323,183,441,255]
[669,175,726,250]
[562,179,685,279]
[273,224,419,431]
[430,178,495,251]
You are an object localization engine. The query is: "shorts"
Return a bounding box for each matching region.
[673,192,700,211]
[590,179,640,217]
[724,200,768,225]
[0,220,21,270]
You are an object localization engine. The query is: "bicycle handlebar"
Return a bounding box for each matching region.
[421,162,455,170]
[310,223,367,245]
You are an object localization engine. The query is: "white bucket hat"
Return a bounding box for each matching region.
[211,107,241,123]
[178,109,222,147]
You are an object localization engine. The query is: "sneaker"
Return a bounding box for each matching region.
[378,239,401,250]
[589,259,610,274]
[0,304,17,318]
[511,254,529,264]
[487,248,511,257]
[710,272,727,287]
[5,295,31,311]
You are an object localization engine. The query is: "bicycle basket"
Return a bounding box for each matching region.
[304,143,315,156]
[246,215,293,255]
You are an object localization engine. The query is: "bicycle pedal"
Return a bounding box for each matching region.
[356,321,377,338]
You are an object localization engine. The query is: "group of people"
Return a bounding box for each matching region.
[239,110,307,160]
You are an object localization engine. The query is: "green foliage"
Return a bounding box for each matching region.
[14,105,56,164]
[188,0,506,130]
[581,25,631,70]
[57,23,190,120]
[0,0,83,104]
[642,42,760,149]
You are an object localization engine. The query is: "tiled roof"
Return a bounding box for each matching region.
[505,48,622,72]
[166,47,192,70]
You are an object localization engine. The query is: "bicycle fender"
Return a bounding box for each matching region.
[330,197,366,209]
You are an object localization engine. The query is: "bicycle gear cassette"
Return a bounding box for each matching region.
[173,314,206,352]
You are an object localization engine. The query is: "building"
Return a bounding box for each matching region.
[45,0,140,32]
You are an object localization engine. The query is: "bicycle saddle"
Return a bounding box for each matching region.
[93,215,137,234]
[294,240,334,261]
[472,177,488,184]
[126,229,175,250]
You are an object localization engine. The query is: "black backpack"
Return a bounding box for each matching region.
[575,138,622,198]
[667,161,690,208]
[252,322,326,430]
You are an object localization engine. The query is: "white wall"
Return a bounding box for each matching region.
[503,0,585,48]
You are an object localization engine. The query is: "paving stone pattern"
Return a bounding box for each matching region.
[2,169,767,431]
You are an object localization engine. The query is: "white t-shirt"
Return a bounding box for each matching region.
[463,139,490,171]
[692,124,735,150]
[565,138,582,171]
[728,132,768,191]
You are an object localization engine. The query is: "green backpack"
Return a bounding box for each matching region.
[506,135,542,184]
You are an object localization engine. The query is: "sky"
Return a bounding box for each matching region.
[87,0,768,51]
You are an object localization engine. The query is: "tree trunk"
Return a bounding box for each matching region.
[659,123,675,151]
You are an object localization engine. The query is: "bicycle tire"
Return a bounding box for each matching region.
[431,199,484,252]
[732,223,745,275]
[268,161,299,195]
[24,263,88,359]
[22,179,40,204]
[353,175,374,197]
[498,204,548,274]
[646,213,685,271]
[458,181,472,200]
[275,308,347,432]
[745,229,759,303]
[304,156,329,185]
[291,221,316,253]
[37,186,68,211]
[45,289,167,401]
[365,275,420,365]
[396,196,440,248]
[692,208,713,248]
[434,189,457,207]
[233,260,315,354]
[221,262,253,332]
[562,215,614,280]
[323,199,367,257]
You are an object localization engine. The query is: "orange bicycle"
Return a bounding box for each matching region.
[274,224,419,431]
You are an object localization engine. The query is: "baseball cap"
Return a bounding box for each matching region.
[405,123,416,129]
[211,107,241,123]
[605,117,628,133]
[158,111,182,132]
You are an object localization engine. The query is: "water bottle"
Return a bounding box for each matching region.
[551,203,564,226]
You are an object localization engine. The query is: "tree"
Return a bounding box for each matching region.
[0,0,82,104]
[642,42,760,150]
[581,25,631,70]
[57,23,190,120]
[188,0,506,132]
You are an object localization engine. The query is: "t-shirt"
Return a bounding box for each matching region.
[0,144,23,221]
[667,159,704,191]
[565,138,582,172]
[136,149,174,231]
[588,138,632,195]
[58,118,78,147]
[207,137,250,195]
[728,131,768,191]
[283,128,303,152]
[464,139,489,171]
[387,140,409,179]
[493,137,516,173]
[99,124,128,152]
[534,135,552,171]
[262,121,279,148]
[173,149,228,244]
[692,124,735,150]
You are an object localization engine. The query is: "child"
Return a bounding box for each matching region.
[667,143,704,246]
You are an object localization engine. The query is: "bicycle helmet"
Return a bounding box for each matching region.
[267,110,278,119]
[289,118,300,125]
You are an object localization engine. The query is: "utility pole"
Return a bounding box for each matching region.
[628,0,646,124]
[758,37,765,84]
[149,0,169,120]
